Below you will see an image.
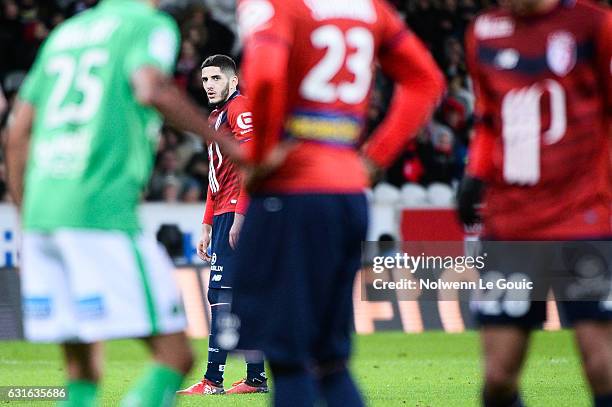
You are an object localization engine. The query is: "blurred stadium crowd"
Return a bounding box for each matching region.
[2,0,604,204]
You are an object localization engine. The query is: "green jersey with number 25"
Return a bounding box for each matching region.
[18,0,179,232]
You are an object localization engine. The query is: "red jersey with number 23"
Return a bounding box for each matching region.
[237,0,444,193]
[202,91,253,225]
[466,0,612,239]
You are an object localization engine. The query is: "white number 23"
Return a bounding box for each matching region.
[300,25,374,105]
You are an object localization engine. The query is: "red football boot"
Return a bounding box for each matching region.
[176,378,225,395]
[225,378,269,395]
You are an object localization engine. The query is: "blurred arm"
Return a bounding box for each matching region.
[5,100,34,207]
[363,27,445,169]
[131,67,243,162]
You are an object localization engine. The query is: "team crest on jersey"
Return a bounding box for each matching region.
[546,31,576,77]
[495,48,519,70]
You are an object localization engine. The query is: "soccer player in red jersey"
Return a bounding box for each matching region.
[457,0,612,405]
[223,1,445,406]
[177,55,268,396]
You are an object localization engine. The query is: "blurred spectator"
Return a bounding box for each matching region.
[184,152,209,189]
[181,178,203,203]
[183,6,235,60]
[161,175,182,203]
[419,122,457,186]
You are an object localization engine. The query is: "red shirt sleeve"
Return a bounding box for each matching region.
[596,10,612,119]
[227,96,254,143]
[238,0,291,164]
[202,184,214,225]
[464,20,496,180]
[227,96,253,214]
[362,1,445,168]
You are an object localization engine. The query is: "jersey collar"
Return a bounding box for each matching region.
[216,90,240,110]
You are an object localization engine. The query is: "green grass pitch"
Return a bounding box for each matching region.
[0,330,589,406]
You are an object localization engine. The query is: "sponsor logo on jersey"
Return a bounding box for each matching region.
[495,48,519,70]
[236,112,253,135]
[285,111,361,146]
[211,252,217,265]
[33,130,94,179]
[212,274,223,281]
[474,16,514,40]
[546,31,576,77]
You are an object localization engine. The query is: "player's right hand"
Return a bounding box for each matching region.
[197,227,212,262]
[456,175,485,226]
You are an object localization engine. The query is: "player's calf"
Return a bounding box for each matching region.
[120,333,194,406]
[574,321,612,406]
[60,343,103,407]
[315,360,363,407]
[481,327,530,407]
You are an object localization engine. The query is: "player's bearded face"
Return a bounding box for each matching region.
[202,66,231,106]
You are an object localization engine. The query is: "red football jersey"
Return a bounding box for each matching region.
[237,0,444,193]
[466,0,612,239]
[202,92,253,225]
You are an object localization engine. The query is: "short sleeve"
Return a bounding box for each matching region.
[124,14,180,77]
[595,11,612,116]
[18,50,45,106]
[228,97,254,143]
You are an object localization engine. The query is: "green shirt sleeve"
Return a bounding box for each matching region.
[124,13,180,77]
[18,51,45,106]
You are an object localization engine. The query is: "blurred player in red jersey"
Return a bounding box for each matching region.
[457,0,612,405]
[177,55,268,396]
[220,0,444,406]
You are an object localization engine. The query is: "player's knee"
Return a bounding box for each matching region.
[176,346,195,375]
[582,349,612,390]
[314,359,349,379]
[150,339,195,375]
[270,362,307,377]
[484,364,519,393]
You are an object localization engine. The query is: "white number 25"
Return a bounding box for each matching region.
[300,25,374,105]
[46,49,108,128]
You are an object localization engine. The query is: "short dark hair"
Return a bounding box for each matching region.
[201,54,237,77]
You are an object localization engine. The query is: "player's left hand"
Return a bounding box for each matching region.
[456,175,485,226]
[217,128,248,165]
[361,156,384,186]
[229,213,245,249]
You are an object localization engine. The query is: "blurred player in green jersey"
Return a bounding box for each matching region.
[5,0,234,406]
